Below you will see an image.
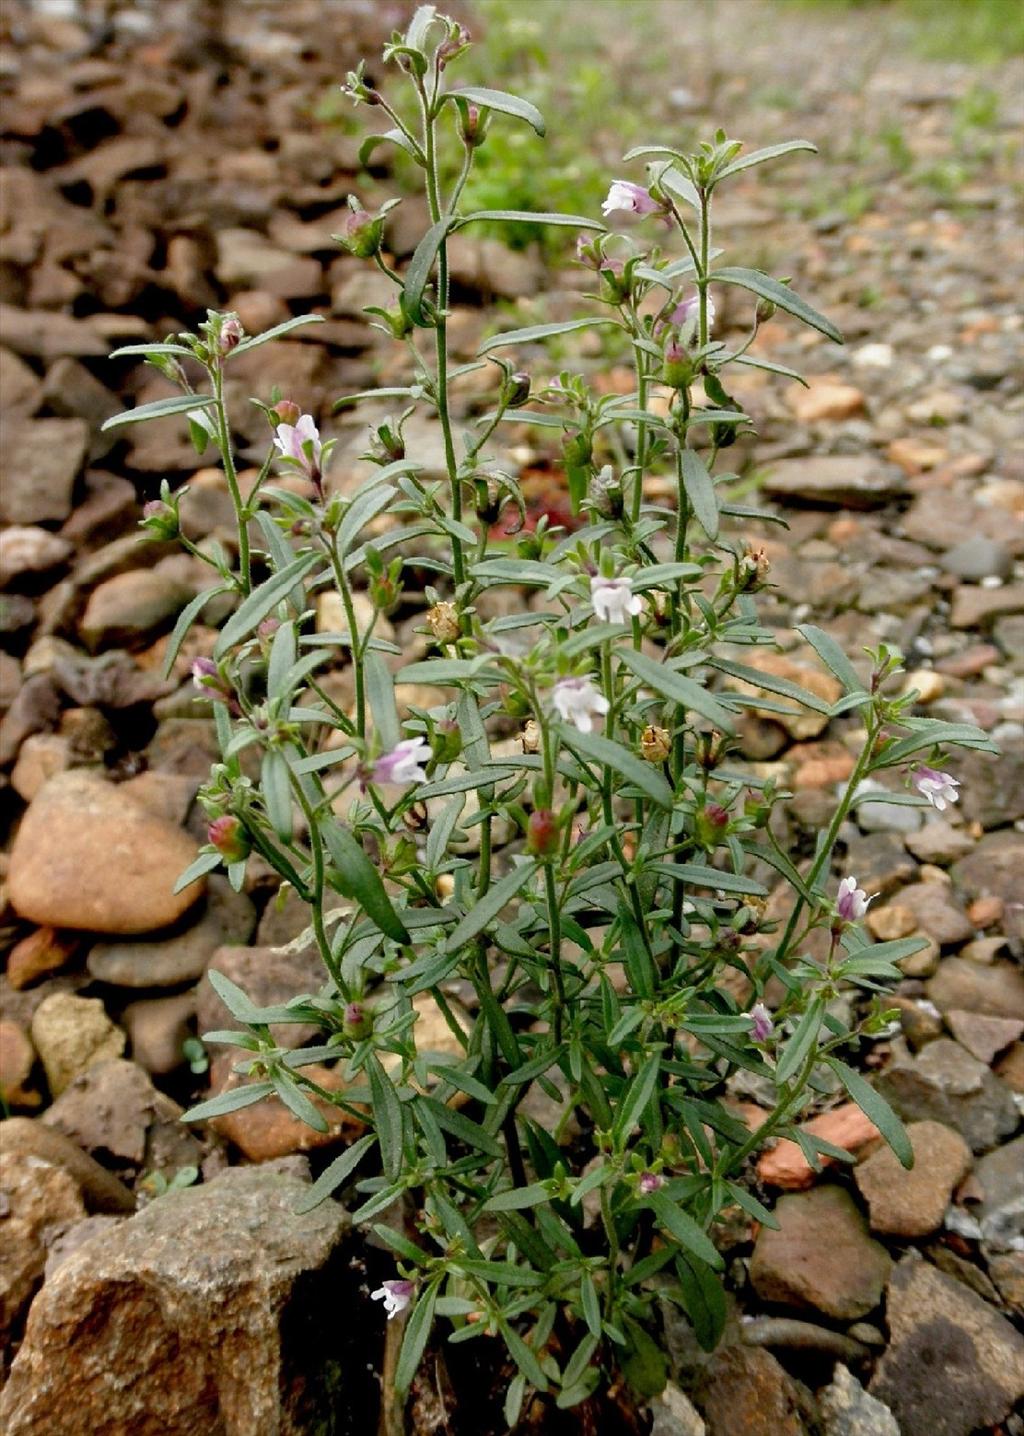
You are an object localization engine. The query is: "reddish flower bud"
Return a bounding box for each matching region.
[343,1001,372,1039]
[208,815,250,865]
[526,809,560,859]
[273,399,301,427]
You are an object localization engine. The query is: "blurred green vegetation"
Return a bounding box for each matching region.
[785,0,1024,63]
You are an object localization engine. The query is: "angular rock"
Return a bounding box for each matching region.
[941,535,1013,582]
[946,1009,1023,1064]
[905,820,975,865]
[763,455,905,509]
[840,832,917,898]
[890,882,973,946]
[0,1166,353,1436]
[876,1037,1017,1153]
[696,1345,809,1436]
[30,993,125,1097]
[6,926,78,990]
[869,1254,1024,1436]
[819,1364,898,1436]
[927,956,1024,1021]
[0,417,89,524]
[8,770,204,934]
[756,1102,880,1190]
[0,1119,134,1215]
[79,568,192,652]
[0,1145,87,1348]
[951,827,1024,921]
[42,1058,195,1170]
[0,1019,38,1106]
[87,877,256,988]
[950,582,1024,629]
[650,1383,706,1436]
[853,1120,971,1237]
[749,1185,891,1320]
[0,526,73,585]
[971,1135,1024,1253]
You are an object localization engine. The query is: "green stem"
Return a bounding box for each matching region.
[543,863,566,1043]
[327,537,366,739]
[214,364,251,594]
[772,720,878,969]
[697,189,711,349]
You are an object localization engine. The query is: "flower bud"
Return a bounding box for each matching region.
[474,477,502,525]
[208,815,250,864]
[370,421,405,463]
[335,206,385,260]
[343,1001,372,1040]
[218,315,244,354]
[258,617,281,642]
[696,802,729,849]
[640,725,671,764]
[661,337,693,390]
[503,371,531,409]
[141,498,179,540]
[457,101,488,148]
[756,298,777,323]
[638,1171,664,1195]
[426,601,460,645]
[273,399,301,427]
[526,808,560,859]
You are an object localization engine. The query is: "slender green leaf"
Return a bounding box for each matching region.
[564,729,673,810]
[826,1057,914,1168]
[444,860,536,952]
[775,997,824,1085]
[613,1053,662,1146]
[182,1080,275,1122]
[796,623,865,695]
[214,552,319,657]
[322,821,410,944]
[484,1183,551,1212]
[680,448,719,541]
[101,393,217,431]
[715,139,817,182]
[618,648,737,733]
[713,267,842,344]
[335,484,396,558]
[367,1055,404,1181]
[457,209,604,231]
[478,317,619,355]
[172,849,220,894]
[444,86,545,136]
[394,1281,438,1394]
[232,314,325,353]
[404,217,454,323]
[646,1189,723,1268]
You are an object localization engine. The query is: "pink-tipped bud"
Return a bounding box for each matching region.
[274,399,301,427]
[208,815,250,865]
[257,617,281,642]
[343,1001,372,1039]
[335,206,385,260]
[219,315,244,354]
[638,1171,664,1195]
[141,498,178,539]
[526,809,560,859]
[191,657,221,692]
[661,337,692,390]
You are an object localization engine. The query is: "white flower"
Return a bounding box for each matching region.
[600,180,660,218]
[913,765,960,812]
[590,574,643,625]
[370,1278,414,1321]
[372,736,431,786]
[836,875,871,923]
[552,676,610,734]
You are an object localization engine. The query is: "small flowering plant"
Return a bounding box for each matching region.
[103,7,996,1426]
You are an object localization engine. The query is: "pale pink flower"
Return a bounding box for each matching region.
[274,414,323,480]
[552,676,610,734]
[590,574,642,625]
[670,290,716,334]
[372,736,431,786]
[370,1278,414,1321]
[601,181,660,218]
[913,765,960,812]
[836,875,872,924]
[749,1002,773,1043]
[639,1171,664,1194]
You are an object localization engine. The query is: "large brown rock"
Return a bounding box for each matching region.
[695,1345,809,1436]
[0,1145,86,1348]
[876,1037,1018,1152]
[30,993,125,1097]
[869,1254,1024,1436]
[853,1120,971,1237]
[0,1166,353,1436]
[0,417,89,523]
[749,1184,891,1320]
[87,877,256,988]
[8,770,205,934]
[0,1118,135,1215]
